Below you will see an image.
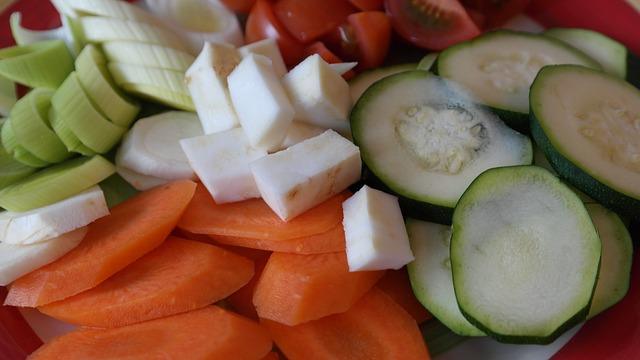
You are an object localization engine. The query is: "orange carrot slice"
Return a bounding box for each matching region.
[261,352,280,360]
[212,223,345,254]
[39,237,254,328]
[5,180,197,307]
[30,306,273,360]
[253,252,384,326]
[263,288,430,360]
[178,183,347,240]
[378,268,432,323]
[229,250,271,319]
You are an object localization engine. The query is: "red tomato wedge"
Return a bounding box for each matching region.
[245,0,306,66]
[273,0,357,43]
[349,0,384,11]
[384,0,481,50]
[220,0,256,13]
[348,11,392,69]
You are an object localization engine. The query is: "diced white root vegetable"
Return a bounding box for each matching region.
[342,185,414,271]
[228,54,294,152]
[329,62,357,76]
[251,130,361,221]
[116,165,168,191]
[239,38,288,78]
[0,227,87,286]
[115,111,203,180]
[186,42,241,134]
[180,128,267,203]
[277,121,326,151]
[283,54,351,130]
[0,187,107,245]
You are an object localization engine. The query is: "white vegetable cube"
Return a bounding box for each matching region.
[239,38,287,78]
[228,54,294,152]
[186,42,241,134]
[283,54,350,130]
[0,186,109,245]
[181,128,267,204]
[278,121,326,150]
[342,185,414,271]
[251,130,361,221]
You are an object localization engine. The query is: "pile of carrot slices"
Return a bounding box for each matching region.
[4,182,432,359]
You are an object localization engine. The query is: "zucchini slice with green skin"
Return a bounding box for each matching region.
[586,203,633,319]
[436,30,600,132]
[544,28,627,79]
[351,71,532,224]
[451,166,601,344]
[406,218,484,337]
[530,65,640,220]
[349,63,416,104]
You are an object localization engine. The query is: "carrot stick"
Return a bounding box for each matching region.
[39,237,254,328]
[377,268,432,323]
[228,250,271,319]
[5,180,197,307]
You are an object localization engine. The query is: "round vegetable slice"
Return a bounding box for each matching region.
[0,40,74,89]
[1,118,50,168]
[102,41,195,72]
[0,119,35,189]
[48,106,96,156]
[451,166,600,344]
[0,155,116,212]
[349,62,416,103]
[530,65,640,220]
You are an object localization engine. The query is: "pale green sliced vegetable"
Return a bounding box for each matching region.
[120,84,195,111]
[0,40,74,89]
[10,13,66,46]
[0,76,16,117]
[75,45,139,127]
[417,53,438,71]
[12,146,49,168]
[0,118,35,188]
[81,16,189,52]
[51,73,126,153]
[102,41,195,71]
[62,14,86,55]
[9,89,70,163]
[62,0,162,25]
[1,117,17,154]
[0,119,47,167]
[0,155,115,212]
[48,107,96,156]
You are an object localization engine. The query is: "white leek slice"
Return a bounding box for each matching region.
[329,62,358,76]
[0,40,74,89]
[143,0,243,53]
[61,0,162,25]
[278,121,326,151]
[75,45,140,127]
[0,227,87,286]
[180,128,267,203]
[0,155,115,212]
[81,16,190,52]
[0,76,16,117]
[228,54,294,152]
[116,111,203,180]
[108,62,195,111]
[102,41,195,72]
[186,42,240,134]
[239,38,287,77]
[115,165,168,191]
[0,186,108,245]
[251,130,361,221]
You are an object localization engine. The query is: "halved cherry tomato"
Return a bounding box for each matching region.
[348,11,392,69]
[220,0,256,13]
[461,0,530,28]
[384,0,481,50]
[273,0,357,43]
[349,0,384,11]
[245,0,306,66]
[304,42,356,80]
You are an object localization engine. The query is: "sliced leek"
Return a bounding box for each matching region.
[51,73,126,153]
[81,16,189,53]
[1,117,18,154]
[120,84,195,111]
[102,41,195,71]
[9,89,70,163]
[75,45,139,127]
[48,107,96,156]
[0,119,35,188]
[12,146,49,168]
[1,119,49,167]
[61,0,163,25]
[0,155,115,212]
[0,40,74,89]
[0,76,16,117]
[10,13,66,46]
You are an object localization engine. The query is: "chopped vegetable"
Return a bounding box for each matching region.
[274,0,356,44]
[347,11,391,69]
[10,12,67,47]
[377,268,432,324]
[4,180,196,307]
[0,132,35,189]
[239,38,288,78]
[228,249,271,319]
[30,306,273,360]
[0,40,73,89]
[115,165,168,191]
[253,251,384,325]
[40,237,254,328]
[98,174,138,208]
[102,41,195,72]
[348,62,415,103]
[417,53,438,70]
[277,121,325,151]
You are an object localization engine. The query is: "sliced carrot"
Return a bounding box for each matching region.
[172,227,218,244]
[261,352,280,360]
[39,237,254,328]
[30,306,273,360]
[263,287,430,360]
[229,251,271,319]
[212,223,345,254]
[378,268,432,323]
[178,183,347,240]
[253,252,384,325]
[5,180,197,307]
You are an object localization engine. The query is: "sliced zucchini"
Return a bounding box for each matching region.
[545,28,627,78]
[407,218,484,337]
[530,65,640,220]
[437,30,600,131]
[349,63,415,104]
[351,71,532,223]
[451,166,601,344]
[417,53,438,71]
